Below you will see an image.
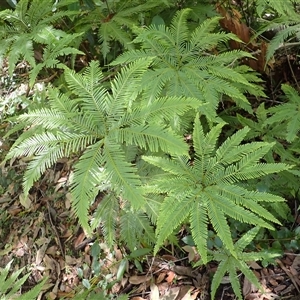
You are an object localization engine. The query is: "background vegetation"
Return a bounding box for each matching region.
[1,0,300,299]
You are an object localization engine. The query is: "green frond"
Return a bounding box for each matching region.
[206,188,273,229]
[190,201,209,264]
[266,23,300,61]
[23,146,64,195]
[71,141,105,234]
[141,96,201,121]
[264,84,300,142]
[235,226,260,251]
[210,259,228,299]
[91,193,119,247]
[193,115,223,158]
[0,259,47,300]
[142,156,191,177]
[234,163,291,180]
[144,114,289,259]
[103,139,144,209]
[109,58,154,110]
[48,88,79,114]
[209,225,280,300]
[64,62,107,112]
[154,196,191,254]
[170,8,191,46]
[120,210,155,251]
[7,131,62,158]
[98,21,132,58]
[213,185,282,225]
[235,144,275,169]
[256,0,297,16]
[116,126,188,155]
[227,262,243,299]
[7,36,35,74]
[190,16,223,49]
[0,0,81,77]
[111,10,257,120]
[143,194,162,224]
[18,108,77,129]
[207,199,236,255]
[111,49,154,65]
[217,133,266,165]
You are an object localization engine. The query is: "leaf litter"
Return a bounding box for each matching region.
[0,158,300,299]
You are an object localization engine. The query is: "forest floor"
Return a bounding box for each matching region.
[0,150,300,300]
[0,60,300,300]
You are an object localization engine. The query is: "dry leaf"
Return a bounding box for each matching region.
[291,255,300,269]
[156,272,166,284]
[129,275,151,285]
[248,261,262,270]
[177,286,195,300]
[243,277,252,297]
[166,271,175,283]
[19,193,31,209]
[150,283,160,300]
[182,245,195,262]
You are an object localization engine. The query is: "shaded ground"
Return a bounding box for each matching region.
[0,155,300,300]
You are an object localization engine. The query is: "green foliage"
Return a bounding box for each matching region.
[236,103,292,162]
[112,8,265,119]
[90,192,157,250]
[195,227,281,300]
[264,84,300,142]
[264,16,300,62]
[2,2,300,299]
[0,0,83,85]
[74,0,175,60]
[143,113,290,263]
[255,0,299,17]
[5,58,200,235]
[0,260,47,300]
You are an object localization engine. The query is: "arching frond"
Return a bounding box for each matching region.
[143,113,291,262]
[112,9,257,120]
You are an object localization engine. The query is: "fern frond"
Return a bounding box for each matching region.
[109,58,153,109]
[170,8,190,46]
[264,84,300,142]
[103,139,144,209]
[91,193,119,247]
[71,141,105,234]
[23,146,64,195]
[256,0,297,17]
[112,9,257,120]
[116,126,188,155]
[143,113,290,261]
[266,22,300,61]
[0,0,81,77]
[0,260,47,300]
[210,259,228,299]
[154,196,191,254]
[190,200,209,264]
[208,226,280,300]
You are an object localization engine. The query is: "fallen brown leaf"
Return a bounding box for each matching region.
[129,275,152,285]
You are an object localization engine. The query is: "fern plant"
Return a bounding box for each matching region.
[143,113,290,263]
[73,0,174,60]
[90,191,160,251]
[0,260,47,300]
[195,226,281,299]
[255,0,298,17]
[4,58,202,235]
[264,84,300,143]
[0,0,83,85]
[112,8,267,119]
